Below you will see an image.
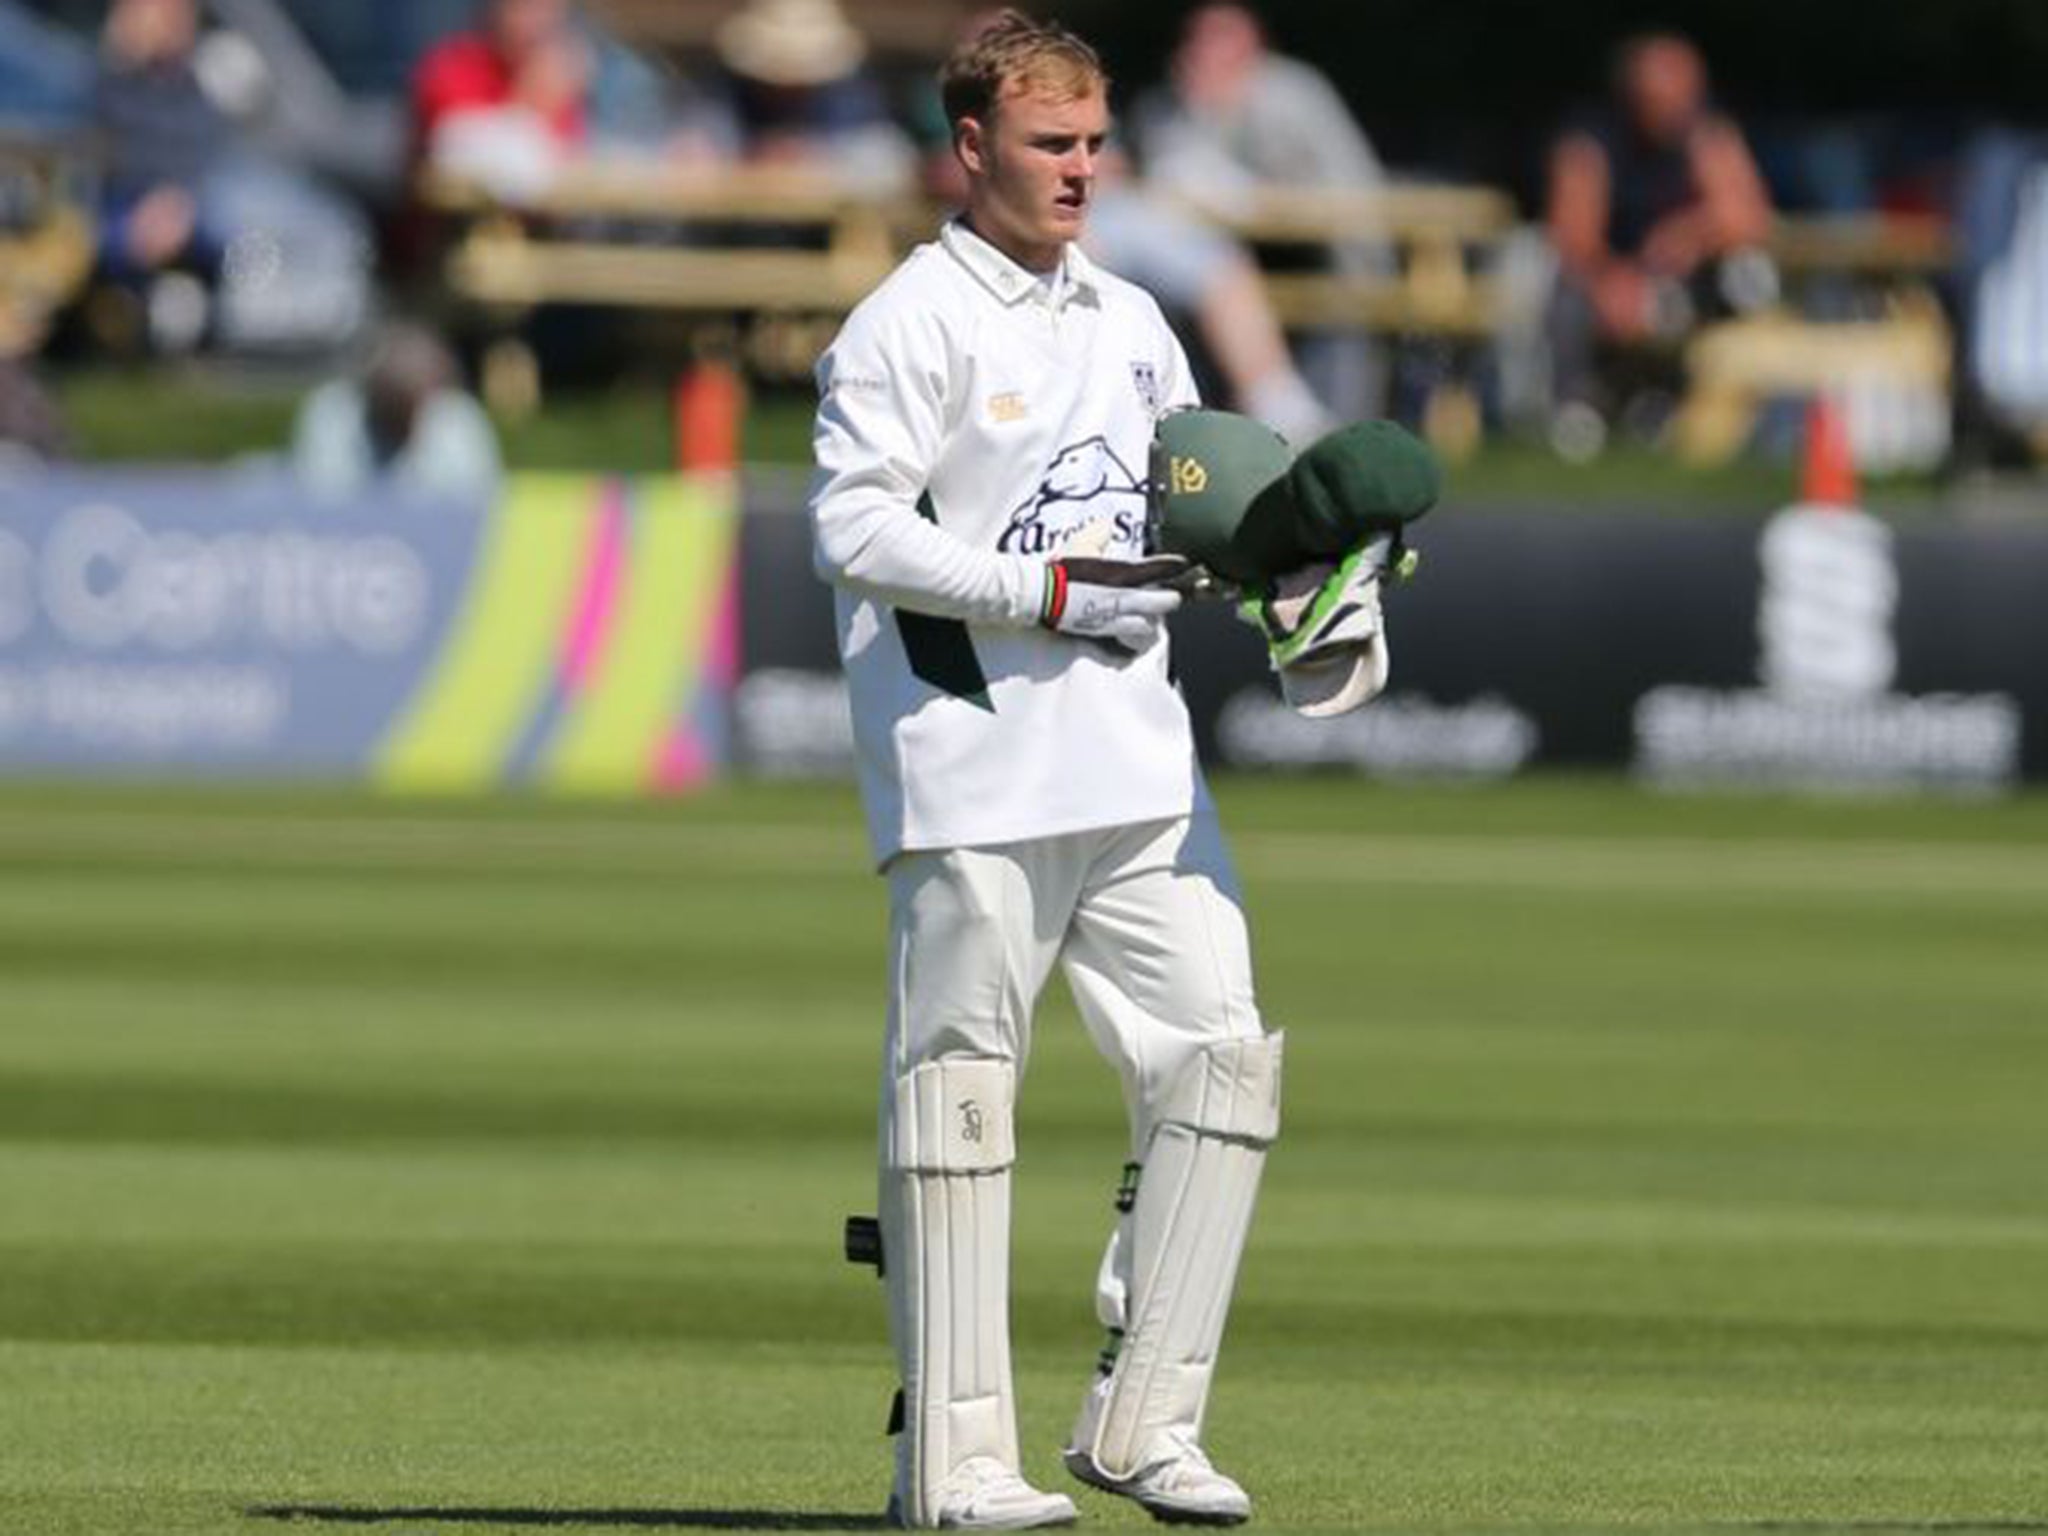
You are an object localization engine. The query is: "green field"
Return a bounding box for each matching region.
[3,777,2045,1535]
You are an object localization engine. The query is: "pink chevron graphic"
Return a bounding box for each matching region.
[704,565,741,687]
[653,728,712,791]
[561,480,630,693]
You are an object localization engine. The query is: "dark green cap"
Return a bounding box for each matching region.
[1284,420,1442,559]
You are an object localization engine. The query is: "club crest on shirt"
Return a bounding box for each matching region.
[995,436,1150,556]
[1130,360,1161,415]
[987,391,1028,423]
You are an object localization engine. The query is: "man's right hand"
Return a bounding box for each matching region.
[1039,556,1189,654]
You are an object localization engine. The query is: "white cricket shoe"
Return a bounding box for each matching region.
[1062,1442,1251,1527]
[888,1456,1079,1530]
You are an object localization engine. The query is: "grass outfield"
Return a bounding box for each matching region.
[2,776,2044,1535]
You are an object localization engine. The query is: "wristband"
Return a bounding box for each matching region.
[1040,563,1070,628]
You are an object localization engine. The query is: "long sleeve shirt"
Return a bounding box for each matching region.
[809,219,1202,862]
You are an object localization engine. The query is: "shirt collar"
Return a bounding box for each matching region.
[942,217,1101,312]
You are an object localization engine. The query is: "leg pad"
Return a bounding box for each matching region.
[883,1057,1022,1526]
[1076,1034,1283,1480]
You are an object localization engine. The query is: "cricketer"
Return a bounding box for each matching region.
[807,11,1285,1530]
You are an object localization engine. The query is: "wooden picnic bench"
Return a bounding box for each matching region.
[417,165,1519,419]
[1675,213,1956,466]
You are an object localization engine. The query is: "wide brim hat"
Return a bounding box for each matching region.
[715,0,867,87]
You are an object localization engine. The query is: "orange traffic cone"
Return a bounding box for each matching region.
[1800,394,1858,509]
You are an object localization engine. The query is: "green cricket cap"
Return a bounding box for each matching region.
[1148,410,1294,583]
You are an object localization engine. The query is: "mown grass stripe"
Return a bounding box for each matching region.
[4,811,2048,900]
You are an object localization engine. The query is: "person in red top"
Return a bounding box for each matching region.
[411,0,588,157]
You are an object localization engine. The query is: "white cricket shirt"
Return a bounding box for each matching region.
[809,218,1203,863]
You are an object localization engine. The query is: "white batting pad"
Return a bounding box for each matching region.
[1075,1034,1283,1480]
[882,1057,1022,1526]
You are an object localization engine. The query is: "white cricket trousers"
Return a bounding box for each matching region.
[882,813,1264,1127]
[875,813,1272,1520]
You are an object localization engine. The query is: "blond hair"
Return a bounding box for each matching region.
[940,9,1107,129]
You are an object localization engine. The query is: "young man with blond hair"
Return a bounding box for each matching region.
[809,11,1280,1530]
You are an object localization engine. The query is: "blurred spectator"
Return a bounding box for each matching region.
[1,56,96,362]
[1952,127,2048,468]
[1544,31,1774,450]
[1130,3,1391,417]
[290,319,502,502]
[94,0,236,296]
[91,0,371,356]
[411,0,735,196]
[1132,2,1387,206]
[709,0,915,191]
[1087,153,1334,442]
[412,0,590,198]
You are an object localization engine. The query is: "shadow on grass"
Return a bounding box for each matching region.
[247,1507,888,1531]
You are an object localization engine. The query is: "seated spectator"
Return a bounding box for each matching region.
[91,0,370,356]
[412,0,591,199]
[93,0,235,300]
[290,320,503,503]
[1544,31,1774,450]
[1952,126,2048,468]
[1086,152,1334,442]
[1132,2,1388,209]
[709,0,916,192]
[412,0,737,199]
[1130,2,1392,417]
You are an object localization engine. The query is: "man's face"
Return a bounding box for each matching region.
[490,0,570,66]
[1174,4,1262,109]
[107,0,197,65]
[1623,38,1705,143]
[958,80,1109,273]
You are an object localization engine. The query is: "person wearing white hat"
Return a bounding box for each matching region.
[712,0,914,189]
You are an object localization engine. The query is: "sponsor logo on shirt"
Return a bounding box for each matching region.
[995,436,1150,556]
[828,373,889,396]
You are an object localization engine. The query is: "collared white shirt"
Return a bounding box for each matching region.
[809,218,1202,863]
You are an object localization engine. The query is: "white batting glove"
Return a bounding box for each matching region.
[1039,556,1190,655]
